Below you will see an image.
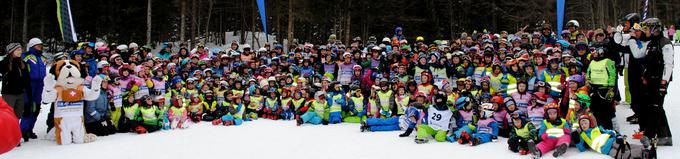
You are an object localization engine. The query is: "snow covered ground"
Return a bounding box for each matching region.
[2,47,680,159]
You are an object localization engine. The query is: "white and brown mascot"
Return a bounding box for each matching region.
[42,60,103,145]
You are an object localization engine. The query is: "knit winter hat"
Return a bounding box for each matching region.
[5,43,21,54]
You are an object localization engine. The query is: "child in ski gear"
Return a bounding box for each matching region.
[119,95,139,132]
[187,94,203,123]
[527,92,548,129]
[246,88,264,120]
[297,91,329,126]
[507,111,537,155]
[136,96,162,133]
[415,93,453,143]
[345,87,367,123]
[573,115,654,159]
[263,88,281,120]
[566,93,595,130]
[529,103,571,157]
[279,89,294,120]
[84,75,115,136]
[220,95,245,126]
[376,79,394,118]
[167,96,189,129]
[468,103,499,146]
[108,77,124,129]
[201,90,222,121]
[328,83,345,124]
[448,96,477,144]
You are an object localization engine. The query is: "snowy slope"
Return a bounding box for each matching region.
[2,47,680,159]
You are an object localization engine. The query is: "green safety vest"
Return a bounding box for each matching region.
[123,104,140,119]
[514,124,532,139]
[330,94,344,113]
[266,97,278,109]
[581,127,611,153]
[543,119,566,138]
[351,96,365,112]
[292,98,305,110]
[394,95,410,115]
[249,96,263,109]
[140,106,159,125]
[588,59,613,86]
[311,100,328,116]
[377,90,393,112]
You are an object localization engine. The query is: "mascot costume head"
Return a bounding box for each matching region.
[42,60,102,145]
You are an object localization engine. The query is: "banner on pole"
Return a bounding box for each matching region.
[556,0,565,40]
[257,0,268,42]
[57,0,77,44]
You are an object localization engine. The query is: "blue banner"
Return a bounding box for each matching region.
[257,0,268,42]
[556,0,565,40]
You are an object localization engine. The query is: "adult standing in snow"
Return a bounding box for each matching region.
[628,17,674,146]
[21,38,47,142]
[1,43,30,120]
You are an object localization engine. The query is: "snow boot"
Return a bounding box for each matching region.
[322,120,329,125]
[223,120,234,126]
[399,128,414,137]
[458,131,470,144]
[29,132,37,139]
[415,138,428,144]
[296,117,303,126]
[553,144,568,157]
[470,137,481,146]
[360,121,369,132]
[212,119,222,125]
[21,131,29,142]
[528,140,541,157]
[519,149,528,155]
[135,126,148,134]
[656,137,673,146]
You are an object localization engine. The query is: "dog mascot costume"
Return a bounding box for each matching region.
[42,60,102,145]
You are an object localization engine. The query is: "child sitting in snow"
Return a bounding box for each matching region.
[279,89,293,120]
[507,111,537,155]
[263,88,281,120]
[136,96,162,134]
[415,93,454,143]
[528,103,571,158]
[327,83,345,124]
[572,115,655,159]
[527,92,549,129]
[448,96,478,144]
[297,91,329,126]
[187,94,204,123]
[246,88,264,120]
[168,96,189,129]
[202,90,223,122]
[467,103,499,146]
[490,96,509,138]
[120,95,140,133]
[345,87,366,123]
[220,95,245,126]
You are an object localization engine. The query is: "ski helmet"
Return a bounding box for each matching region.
[566,20,580,28]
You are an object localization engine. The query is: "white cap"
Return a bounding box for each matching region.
[117,45,129,52]
[97,61,110,69]
[129,42,139,49]
[242,44,251,49]
[27,38,43,50]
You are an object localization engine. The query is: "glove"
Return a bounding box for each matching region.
[571,131,581,143]
[660,81,668,95]
[606,88,615,101]
[616,65,624,76]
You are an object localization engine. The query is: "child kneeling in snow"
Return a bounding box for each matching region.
[120,95,140,133]
[344,87,366,123]
[187,94,204,123]
[572,115,655,159]
[415,93,454,143]
[507,111,537,155]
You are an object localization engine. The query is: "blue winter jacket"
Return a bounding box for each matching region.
[85,90,110,123]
